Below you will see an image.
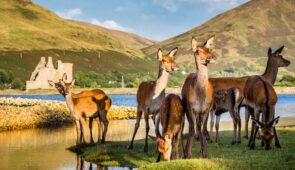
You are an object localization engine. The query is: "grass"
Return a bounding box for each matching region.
[71,126,295,169]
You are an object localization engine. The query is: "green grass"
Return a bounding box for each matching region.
[71,127,295,169]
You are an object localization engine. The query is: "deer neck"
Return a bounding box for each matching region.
[152,68,169,99]
[64,92,75,113]
[195,54,208,90]
[262,58,278,85]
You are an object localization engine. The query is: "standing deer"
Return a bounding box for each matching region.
[182,36,216,158]
[244,76,281,150]
[209,46,290,138]
[149,94,185,162]
[213,88,242,144]
[48,74,112,144]
[128,47,178,152]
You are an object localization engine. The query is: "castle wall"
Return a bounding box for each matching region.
[26,57,73,90]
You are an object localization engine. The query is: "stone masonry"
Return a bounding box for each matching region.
[26,57,73,90]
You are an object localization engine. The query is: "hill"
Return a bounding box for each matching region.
[0,0,156,82]
[143,0,295,78]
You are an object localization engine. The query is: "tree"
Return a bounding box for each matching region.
[11,78,25,89]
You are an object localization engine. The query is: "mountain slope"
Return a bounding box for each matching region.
[143,0,295,77]
[0,0,156,81]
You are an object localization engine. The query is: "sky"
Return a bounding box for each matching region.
[33,0,248,41]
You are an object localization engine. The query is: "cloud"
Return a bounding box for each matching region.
[90,19,133,32]
[153,0,178,12]
[56,8,82,19]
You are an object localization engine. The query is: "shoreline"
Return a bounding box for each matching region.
[0,86,295,95]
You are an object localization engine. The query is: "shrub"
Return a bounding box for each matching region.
[11,78,25,89]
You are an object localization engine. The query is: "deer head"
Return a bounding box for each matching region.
[191,36,217,66]
[158,47,178,72]
[268,46,290,67]
[48,73,75,96]
[149,135,172,161]
[252,116,280,150]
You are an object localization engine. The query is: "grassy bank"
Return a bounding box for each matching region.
[0,97,137,131]
[1,86,295,95]
[71,126,295,169]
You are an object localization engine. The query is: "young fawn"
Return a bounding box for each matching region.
[48,74,112,144]
[213,88,242,144]
[149,94,185,162]
[128,47,178,152]
[182,36,217,158]
[244,75,280,150]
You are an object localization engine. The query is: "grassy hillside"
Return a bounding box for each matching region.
[0,0,157,82]
[143,0,295,79]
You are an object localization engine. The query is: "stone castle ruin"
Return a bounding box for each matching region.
[26,57,73,90]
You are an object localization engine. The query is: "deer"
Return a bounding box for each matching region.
[244,75,281,150]
[182,36,216,158]
[149,94,185,162]
[209,46,290,139]
[128,47,178,153]
[48,74,112,144]
[213,87,242,144]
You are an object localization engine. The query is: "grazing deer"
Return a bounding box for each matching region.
[209,46,290,138]
[149,94,185,162]
[48,74,112,144]
[213,88,242,144]
[244,76,281,150]
[182,36,216,158]
[128,47,178,152]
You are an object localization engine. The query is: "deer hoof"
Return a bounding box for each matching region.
[249,145,255,150]
[231,141,236,145]
[144,146,148,153]
[275,144,281,148]
[237,140,241,144]
[243,135,249,139]
[127,144,133,150]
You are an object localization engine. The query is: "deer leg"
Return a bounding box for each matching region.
[200,113,208,158]
[79,117,88,144]
[273,127,281,148]
[96,119,102,142]
[244,107,250,139]
[100,110,108,144]
[128,107,143,149]
[154,112,161,137]
[204,113,212,143]
[215,115,220,143]
[75,120,81,145]
[229,108,237,145]
[184,108,196,159]
[156,153,161,162]
[237,115,242,144]
[89,117,94,144]
[144,113,150,153]
[210,110,215,133]
[174,132,182,160]
[249,110,260,150]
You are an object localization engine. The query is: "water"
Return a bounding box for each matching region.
[0,94,294,169]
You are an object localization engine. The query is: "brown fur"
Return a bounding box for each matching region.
[244,76,280,150]
[182,36,215,158]
[128,47,178,152]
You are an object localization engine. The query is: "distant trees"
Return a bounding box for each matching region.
[17,0,32,6]
[276,75,295,87]
[0,69,25,90]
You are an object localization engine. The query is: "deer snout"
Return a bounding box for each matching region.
[285,60,291,66]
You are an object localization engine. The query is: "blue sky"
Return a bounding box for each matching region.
[33,0,248,41]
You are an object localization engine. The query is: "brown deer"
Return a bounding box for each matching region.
[48,74,112,144]
[213,88,242,144]
[209,46,290,138]
[128,47,178,152]
[149,94,185,162]
[244,75,281,150]
[182,36,216,158]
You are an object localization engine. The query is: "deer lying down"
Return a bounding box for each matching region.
[244,75,280,150]
[48,74,112,144]
[213,88,242,144]
[149,94,185,162]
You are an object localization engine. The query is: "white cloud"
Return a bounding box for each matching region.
[90,19,133,32]
[56,8,82,19]
[153,0,178,12]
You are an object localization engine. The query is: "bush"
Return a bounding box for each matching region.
[11,78,25,89]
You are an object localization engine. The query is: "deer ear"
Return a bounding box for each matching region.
[71,79,76,86]
[157,48,163,61]
[269,116,280,127]
[149,135,158,141]
[168,47,178,58]
[205,36,215,49]
[268,48,272,56]
[62,73,68,82]
[252,118,263,128]
[48,80,55,87]
[191,37,198,52]
[274,46,284,54]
